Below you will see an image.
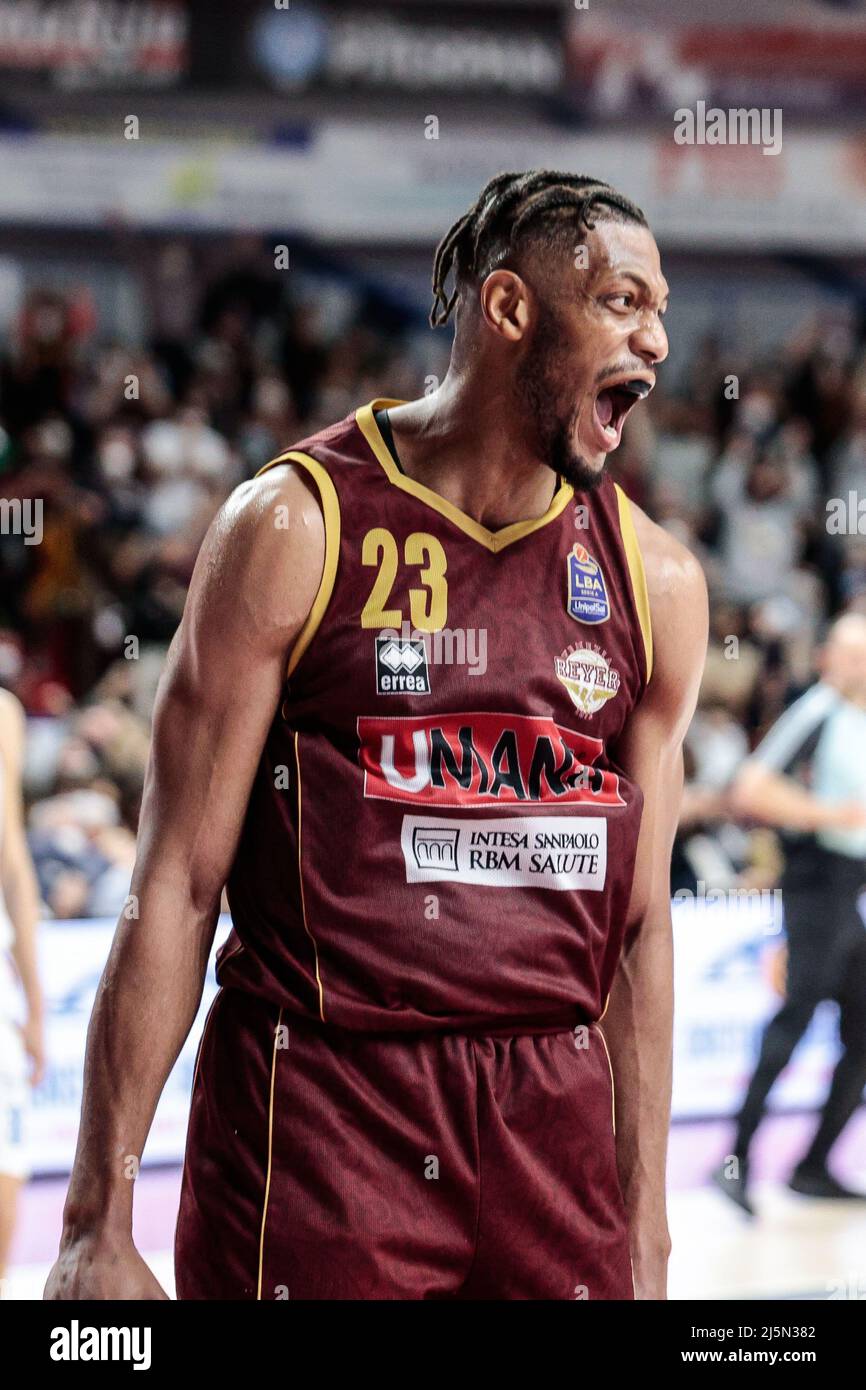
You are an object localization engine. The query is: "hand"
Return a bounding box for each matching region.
[44,1231,169,1301]
[20,1009,45,1087]
[824,800,866,831]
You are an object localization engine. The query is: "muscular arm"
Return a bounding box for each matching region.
[603,510,708,1300]
[0,690,43,1082]
[45,465,324,1299]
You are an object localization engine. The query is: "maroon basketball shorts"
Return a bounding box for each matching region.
[174,988,634,1300]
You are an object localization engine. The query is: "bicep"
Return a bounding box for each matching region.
[618,706,687,930]
[132,469,324,903]
[616,546,708,927]
[133,636,285,902]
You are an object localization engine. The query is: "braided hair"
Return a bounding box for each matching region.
[429,170,647,329]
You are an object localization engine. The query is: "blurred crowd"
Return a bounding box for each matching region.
[617,312,866,894]
[0,238,864,917]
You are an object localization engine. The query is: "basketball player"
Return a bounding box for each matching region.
[45,172,707,1301]
[715,613,866,1215]
[0,687,44,1285]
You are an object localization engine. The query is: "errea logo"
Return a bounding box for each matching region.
[50,1320,152,1371]
[375,635,431,694]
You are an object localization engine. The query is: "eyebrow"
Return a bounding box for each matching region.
[611,270,670,308]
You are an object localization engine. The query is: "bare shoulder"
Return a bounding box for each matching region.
[628,498,708,723]
[188,462,326,646]
[207,463,325,577]
[628,498,706,616]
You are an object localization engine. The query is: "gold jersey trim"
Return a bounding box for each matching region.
[595,1020,636,1296]
[256,1006,282,1301]
[294,731,326,1023]
[255,449,342,680]
[356,399,574,554]
[613,483,653,685]
[594,1022,617,1137]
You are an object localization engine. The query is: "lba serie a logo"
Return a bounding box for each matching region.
[566,542,609,624]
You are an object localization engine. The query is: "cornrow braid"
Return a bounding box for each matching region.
[428,169,518,328]
[429,169,647,328]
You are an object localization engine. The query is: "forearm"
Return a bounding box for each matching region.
[732,769,841,832]
[5,857,43,1013]
[602,906,674,1291]
[62,874,217,1239]
[604,513,707,1298]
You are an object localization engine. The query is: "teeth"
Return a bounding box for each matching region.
[604,424,617,438]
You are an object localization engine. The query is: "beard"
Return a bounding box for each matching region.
[516,305,605,493]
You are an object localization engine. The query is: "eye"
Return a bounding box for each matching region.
[606,293,633,311]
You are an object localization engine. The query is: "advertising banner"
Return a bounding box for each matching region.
[566,3,866,119]
[671,895,843,1121]
[0,0,188,90]
[1,125,864,251]
[188,1,563,99]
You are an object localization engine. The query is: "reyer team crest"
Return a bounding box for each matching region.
[567,542,610,624]
[555,643,621,717]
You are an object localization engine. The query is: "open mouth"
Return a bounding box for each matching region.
[592,377,653,452]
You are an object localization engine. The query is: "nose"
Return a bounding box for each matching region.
[630,313,668,367]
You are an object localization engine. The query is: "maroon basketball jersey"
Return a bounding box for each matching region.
[219,399,653,1032]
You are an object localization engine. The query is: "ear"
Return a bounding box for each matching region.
[479,270,530,342]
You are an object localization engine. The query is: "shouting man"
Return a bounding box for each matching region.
[47,171,707,1301]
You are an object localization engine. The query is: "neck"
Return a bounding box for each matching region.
[385,369,563,530]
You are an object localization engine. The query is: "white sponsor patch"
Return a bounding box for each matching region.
[400,814,607,891]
